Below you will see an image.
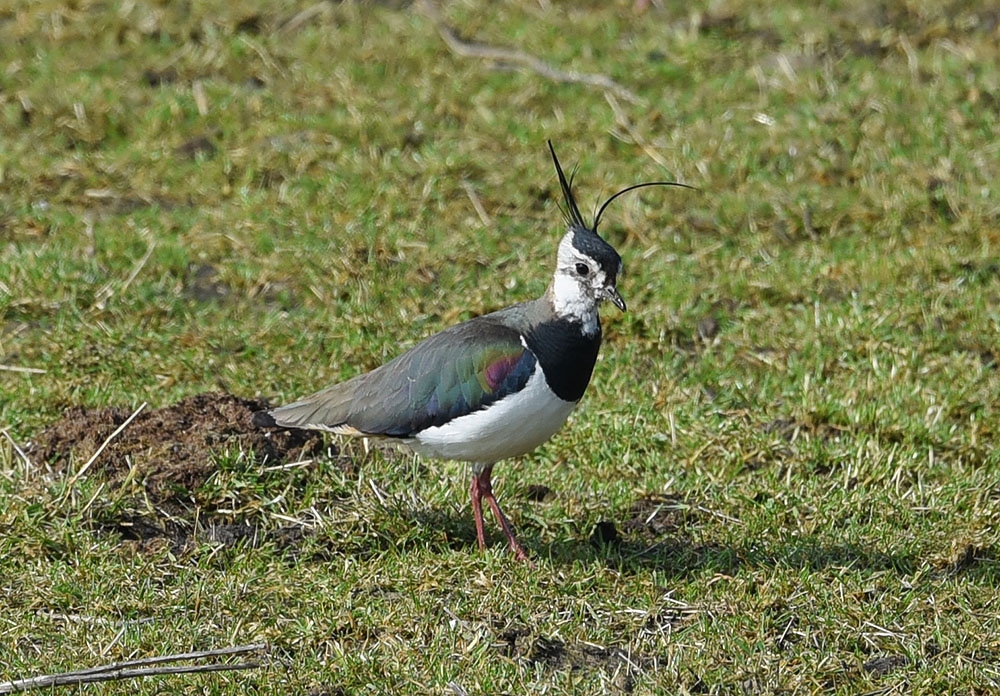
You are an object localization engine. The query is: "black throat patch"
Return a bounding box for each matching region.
[523,318,603,402]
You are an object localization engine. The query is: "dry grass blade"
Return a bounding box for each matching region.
[92,237,156,310]
[62,402,147,496]
[460,180,492,226]
[605,92,670,169]
[0,644,267,694]
[449,682,471,696]
[1,428,34,470]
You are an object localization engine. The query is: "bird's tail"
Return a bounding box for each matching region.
[252,380,360,434]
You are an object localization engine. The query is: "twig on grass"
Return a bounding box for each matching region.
[35,611,157,628]
[0,364,46,374]
[279,2,332,35]
[62,402,147,497]
[0,643,267,694]
[418,0,643,105]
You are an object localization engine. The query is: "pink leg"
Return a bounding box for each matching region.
[470,465,532,563]
[469,472,488,552]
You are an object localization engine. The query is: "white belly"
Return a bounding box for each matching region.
[407,369,577,464]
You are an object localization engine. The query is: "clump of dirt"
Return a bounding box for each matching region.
[760,415,853,442]
[939,543,996,576]
[623,493,692,539]
[523,483,555,502]
[590,520,621,547]
[862,654,909,677]
[29,392,324,506]
[496,624,645,692]
[498,626,617,669]
[305,688,347,696]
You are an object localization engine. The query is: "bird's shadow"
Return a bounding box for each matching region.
[406,503,923,579]
[538,534,920,579]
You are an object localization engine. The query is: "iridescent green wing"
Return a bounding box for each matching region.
[343,318,537,437]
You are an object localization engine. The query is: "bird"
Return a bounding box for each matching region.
[253,141,691,561]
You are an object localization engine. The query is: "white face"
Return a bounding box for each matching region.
[550,231,621,334]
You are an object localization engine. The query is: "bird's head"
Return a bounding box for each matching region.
[553,218,626,316]
[546,141,693,331]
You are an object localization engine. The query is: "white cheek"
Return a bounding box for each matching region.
[552,230,600,334]
[552,273,585,309]
[551,273,599,334]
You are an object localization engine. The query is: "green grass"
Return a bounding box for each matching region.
[2,0,1000,693]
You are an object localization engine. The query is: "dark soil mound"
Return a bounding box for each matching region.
[29,392,323,505]
[623,493,692,538]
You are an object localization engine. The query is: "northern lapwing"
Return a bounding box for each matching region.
[254,142,691,561]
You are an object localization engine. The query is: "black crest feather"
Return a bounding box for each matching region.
[546,140,697,236]
[548,141,587,231]
[593,180,697,234]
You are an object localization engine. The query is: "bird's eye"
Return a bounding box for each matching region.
[575,263,590,276]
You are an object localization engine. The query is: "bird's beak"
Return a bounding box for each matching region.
[602,286,627,312]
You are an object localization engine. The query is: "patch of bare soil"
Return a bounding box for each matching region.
[588,494,696,550]
[760,415,853,442]
[623,493,693,539]
[28,393,327,553]
[939,543,996,576]
[30,392,322,504]
[862,654,909,677]
[497,625,647,692]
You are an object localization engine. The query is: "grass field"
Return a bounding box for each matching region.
[2,1,999,693]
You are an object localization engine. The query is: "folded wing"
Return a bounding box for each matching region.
[258,318,536,438]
